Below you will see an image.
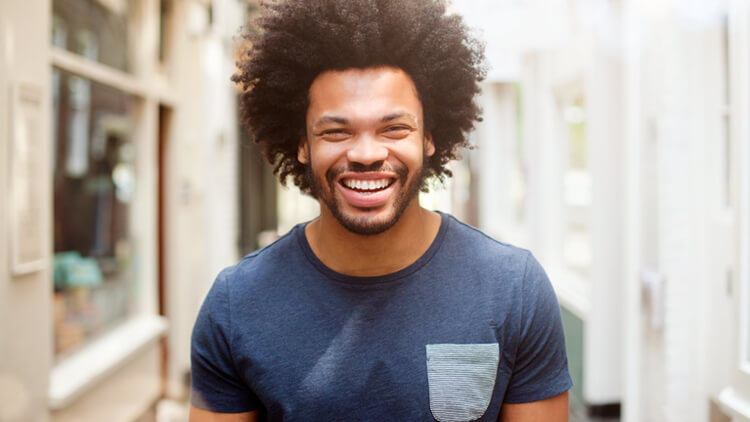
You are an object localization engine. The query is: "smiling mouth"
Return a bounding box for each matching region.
[340,177,395,193]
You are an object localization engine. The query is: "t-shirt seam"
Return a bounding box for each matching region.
[222,269,262,412]
[222,270,240,383]
[448,216,522,252]
[296,213,451,289]
[511,251,532,374]
[240,226,298,262]
[297,226,441,287]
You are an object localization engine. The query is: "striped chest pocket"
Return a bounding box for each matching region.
[425,343,499,422]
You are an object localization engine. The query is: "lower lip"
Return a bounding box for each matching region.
[337,182,395,208]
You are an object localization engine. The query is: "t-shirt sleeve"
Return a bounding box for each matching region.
[504,252,573,404]
[190,269,262,413]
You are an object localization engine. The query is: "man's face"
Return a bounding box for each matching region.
[299,66,435,235]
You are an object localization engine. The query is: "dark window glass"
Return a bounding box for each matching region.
[52,68,137,357]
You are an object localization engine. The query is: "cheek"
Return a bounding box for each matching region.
[392,143,425,166]
[309,144,348,171]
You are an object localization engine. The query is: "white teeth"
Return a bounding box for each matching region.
[344,178,391,191]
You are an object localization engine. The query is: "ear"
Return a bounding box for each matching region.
[298,136,309,164]
[424,132,435,157]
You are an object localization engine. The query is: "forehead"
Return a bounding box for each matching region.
[307,67,423,123]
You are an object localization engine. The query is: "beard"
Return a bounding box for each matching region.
[305,157,428,236]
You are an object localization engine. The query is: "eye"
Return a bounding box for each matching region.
[382,125,412,138]
[317,128,350,141]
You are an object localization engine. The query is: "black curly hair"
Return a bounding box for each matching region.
[232,0,486,194]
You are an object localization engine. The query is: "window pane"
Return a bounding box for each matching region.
[52,68,137,357]
[52,0,130,72]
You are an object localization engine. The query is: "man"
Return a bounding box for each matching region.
[190,0,572,421]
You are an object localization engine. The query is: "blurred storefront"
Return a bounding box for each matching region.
[0,0,256,420]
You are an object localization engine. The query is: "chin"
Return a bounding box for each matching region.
[336,213,400,235]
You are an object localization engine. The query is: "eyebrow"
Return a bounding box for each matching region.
[313,115,349,127]
[312,112,418,128]
[381,112,417,123]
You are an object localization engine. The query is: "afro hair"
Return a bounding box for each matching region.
[232,0,486,194]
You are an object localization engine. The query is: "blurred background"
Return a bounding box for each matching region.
[0,0,749,421]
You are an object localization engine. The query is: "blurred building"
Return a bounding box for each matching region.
[0,0,258,420]
[3,0,750,422]
[451,0,750,421]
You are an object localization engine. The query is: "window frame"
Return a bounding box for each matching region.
[48,0,171,409]
[548,78,593,320]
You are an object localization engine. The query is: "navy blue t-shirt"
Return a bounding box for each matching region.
[191,213,572,421]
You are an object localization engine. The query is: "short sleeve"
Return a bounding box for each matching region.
[504,252,573,403]
[190,269,262,413]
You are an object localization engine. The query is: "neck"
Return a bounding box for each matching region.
[304,203,442,277]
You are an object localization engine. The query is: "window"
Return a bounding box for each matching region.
[48,0,174,411]
[49,0,162,362]
[51,68,137,357]
[237,107,278,254]
[52,0,131,72]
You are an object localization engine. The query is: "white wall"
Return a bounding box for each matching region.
[520,53,565,270]
[0,1,53,421]
[474,83,519,243]
[164,0,244,399]
[584,2,624,403]
[201,0,241,282]
[451,0,569,82]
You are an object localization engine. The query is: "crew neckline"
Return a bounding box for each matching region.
[295,211,451,288]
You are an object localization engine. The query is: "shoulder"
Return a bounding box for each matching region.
[437,214,556,308]
[195,224,307,330]
[441,214,535,278]
[218,224,305,289]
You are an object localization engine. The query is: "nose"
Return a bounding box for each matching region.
[346,134,388,166]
